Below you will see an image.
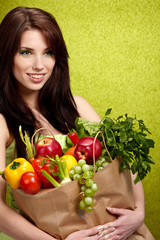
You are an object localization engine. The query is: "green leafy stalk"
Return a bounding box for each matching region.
[42,155,71,187]
[54,155,65,180]
[53,155,71,183]
[61,160,71,184]
[41,170,60,188]
[19,126,34,159]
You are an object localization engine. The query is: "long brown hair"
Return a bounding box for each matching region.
[0,7,79,157]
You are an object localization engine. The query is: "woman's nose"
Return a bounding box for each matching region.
[32,55,44,71]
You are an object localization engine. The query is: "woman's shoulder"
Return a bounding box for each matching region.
[0,114,12,147]
[73,95,101,122]
[0,114,9,133]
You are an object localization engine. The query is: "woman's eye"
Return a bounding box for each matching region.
[44,50,53,56]
[19,49,31,56]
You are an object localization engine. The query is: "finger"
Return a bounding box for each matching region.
[98,227,115,237]
[79,225,104,237]
[101,222,115,230]
[103,219,122,229]
[106,207,127,216]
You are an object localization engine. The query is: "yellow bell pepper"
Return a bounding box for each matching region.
[4,158,35,189]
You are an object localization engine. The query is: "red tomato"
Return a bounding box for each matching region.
[39,162,59,188]
[20,172,41,194]
[31,157,50,175]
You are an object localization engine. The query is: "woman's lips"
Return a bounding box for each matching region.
[27,73,46,82]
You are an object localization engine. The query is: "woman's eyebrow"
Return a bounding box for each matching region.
[44,47,52,50]
[19,47,52,51]
[19,47,34,50]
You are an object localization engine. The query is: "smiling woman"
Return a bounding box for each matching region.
[12,29,56,93]
[0,6,153,240]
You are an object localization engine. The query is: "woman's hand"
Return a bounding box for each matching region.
[97,207,144,240]
[65,225,105,240]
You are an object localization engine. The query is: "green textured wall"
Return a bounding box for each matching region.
[0,0,159,239]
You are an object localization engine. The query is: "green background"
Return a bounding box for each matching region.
[0,0,159,239]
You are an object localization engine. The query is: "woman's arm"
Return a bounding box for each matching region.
[130,172,145,221]
[0,114,56,240]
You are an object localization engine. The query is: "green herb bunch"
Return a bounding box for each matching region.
[72,108,155,183]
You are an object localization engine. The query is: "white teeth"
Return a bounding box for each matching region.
[29,74,44,79]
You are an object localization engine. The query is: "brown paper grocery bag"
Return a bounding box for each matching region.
[13,157,154,240]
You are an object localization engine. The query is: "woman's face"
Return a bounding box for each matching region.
[12,29,56,95]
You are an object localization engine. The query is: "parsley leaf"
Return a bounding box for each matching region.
[73,108,155,183]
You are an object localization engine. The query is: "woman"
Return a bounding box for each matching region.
[0,7,145,240]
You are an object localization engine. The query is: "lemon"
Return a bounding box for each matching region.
[60,154,78,172]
